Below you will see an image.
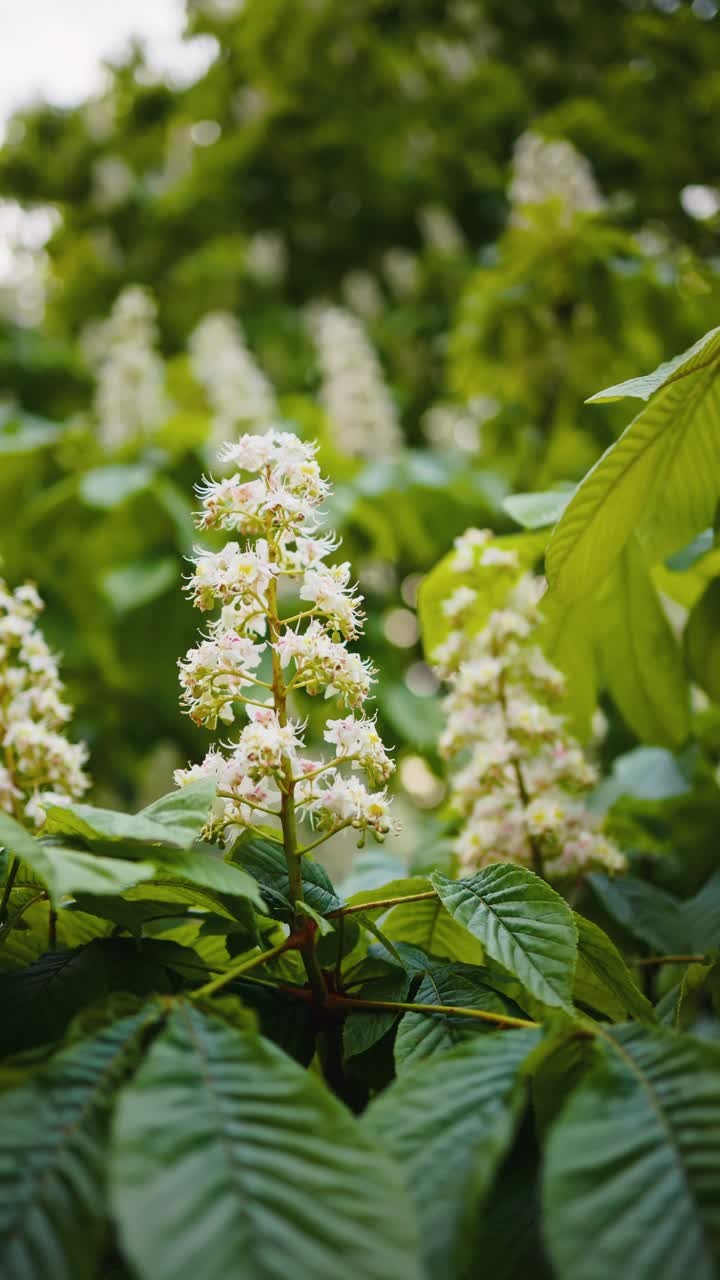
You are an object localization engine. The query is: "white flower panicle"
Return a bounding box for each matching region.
[0,581,89,828]
[307,304,402,459]
[434,529,625,881]
[87,285,171,451]
[176,429,397,847]
[189,312,277,446]
[510,132,605,224]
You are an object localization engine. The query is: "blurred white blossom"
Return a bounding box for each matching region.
[85,285,171,451]
[0,580,89,828]
[307,303,402,458]
[189,311,277,446]
[434,529,625,881]
[510,131,605,223]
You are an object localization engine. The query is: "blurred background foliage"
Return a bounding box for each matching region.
[1,0,720,862]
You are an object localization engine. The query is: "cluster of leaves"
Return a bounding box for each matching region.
[1,771,719,1280]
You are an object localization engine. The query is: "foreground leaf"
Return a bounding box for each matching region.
[546,325,720,601]
[432,867,578,1010]
[365,1028,540,1278]
[0,813,154,904]
[544,1024,720,1280]
[0,1009,158,1280]
[111,1005,421,1280]
[382,893,485,965]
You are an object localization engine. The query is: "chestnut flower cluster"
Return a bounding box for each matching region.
[189,312,277,447]
[86,286,170,451]
[175,429,398,849]
[307,304,402,459]
[434,529,625,881]
[0,581,89,827]
[509,132,605,225]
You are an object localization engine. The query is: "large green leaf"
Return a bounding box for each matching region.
[382,893,486,965]
[685,578,720,702]
[0,1008,159,1280]
[432,867,578,1010]
[546,326,720,602]
[343,970,412,1060]
[111,1005,421,1280]
[544,1024,720,1280]
[594,539,690,747]
[573,915,656,1024]
[149,846,265,907]
[394,961,527,1071]
[137,779,216,844]
[0,813,154,904]
[365,1028,540,1278]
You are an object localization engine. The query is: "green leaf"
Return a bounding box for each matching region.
[394,962,528,1071]
[383,893,486,965]
[43,801,192,850]
[0,939,183,1055]
[137,779,216,844]
[100,556,178,613]
[544,1024,720,1280]
[573,915,657,1024]
[547,326,720,602]
[80,462,156,509]
[149,847,264,908]
[594,539,690,747]
[0,1008,159,1280]
[365,1028,540,1278]
[344,970,412,1060]
[503,487,575,529]
[0,813,154,904]
[432,866,578,1010]
[342,876,433,919]
[685,578,720,702]
[231,835,341,920]
[590,875,691,954]
[111,1005,421,1280]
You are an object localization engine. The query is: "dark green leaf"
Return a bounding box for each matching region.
[394,962,527,1071]
[573,915,657,1023]
[432,866,578,1010]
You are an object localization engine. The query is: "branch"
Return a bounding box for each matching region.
[635,953,707,967]
[190,934,297,1001]
[281,984,539,1030]
[327,889,438,918]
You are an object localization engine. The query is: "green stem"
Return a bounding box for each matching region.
[191,936,294,1001]
[283,986,539,1029]
[328,889,437,919]
[636,953,706,966]
[267,543,327,1005]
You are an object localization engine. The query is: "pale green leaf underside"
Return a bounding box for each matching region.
[111,1005,421,1280]
[544,1024,720,1280]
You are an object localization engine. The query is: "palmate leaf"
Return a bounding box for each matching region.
[432,866,578,1010]
[111,1004,421,1280]
[364,1028,541,1279]
[0,1008,159,1280]
[543,1024,720,1280]
[546,325,720,602]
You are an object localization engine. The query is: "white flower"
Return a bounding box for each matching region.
[189,312,277,445]
[86,286,170,451]
[452,527,492,573]
[443,586,477,619]
[307,304,402,459]
[0,580,89,826]
[510,132,605,224]
[177,428,396,849]
[434,557,624,881]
